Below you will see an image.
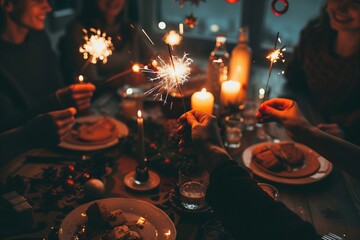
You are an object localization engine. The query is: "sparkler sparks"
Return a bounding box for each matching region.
[104,63,142,83]
[79,28,114,64]
[163,30,182,46]
[143,53,193,104]
[263,32,286,101]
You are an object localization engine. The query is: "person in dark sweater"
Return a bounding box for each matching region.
[177,110,322,240]
[0,107,76,163]
[0,0,96,132]
[59,0,155,91]
[284,0,360,145]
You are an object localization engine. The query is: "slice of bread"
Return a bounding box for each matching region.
[252,146,282,170]
[279,142,304,167]
[252,143,305,172]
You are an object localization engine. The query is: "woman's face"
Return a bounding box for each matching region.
[8,0,52,30]
[327,0,360,32]
[97,0,126,20]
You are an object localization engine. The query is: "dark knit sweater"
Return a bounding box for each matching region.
[0,31,64,132]
[285,20,360,145]
[206,161,321,240]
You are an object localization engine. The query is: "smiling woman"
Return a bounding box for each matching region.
[0,0,96,133]
[2,0,52,34]
[284,0,360,146]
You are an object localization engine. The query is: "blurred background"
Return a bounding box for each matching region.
[47,0,323,64]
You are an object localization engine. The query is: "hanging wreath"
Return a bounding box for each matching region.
[271,0,289,16]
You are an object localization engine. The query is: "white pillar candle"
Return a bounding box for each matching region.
[191,88,214,114]
[220,80,241,106]
[137,110,145,162]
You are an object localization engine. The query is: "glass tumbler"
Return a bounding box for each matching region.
[179,163,209,210]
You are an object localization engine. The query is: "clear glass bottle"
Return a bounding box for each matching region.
[206,35,230,113]
[229,27,252,104]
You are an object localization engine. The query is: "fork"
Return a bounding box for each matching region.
[322,232,345,240]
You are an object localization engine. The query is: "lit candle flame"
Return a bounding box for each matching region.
[78,75,84,83]
[79,28,114,64]
[164,30,182,46]
[137,110,142,118]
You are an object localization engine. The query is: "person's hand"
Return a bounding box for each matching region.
[22,108,76,147]
[256,98,313,140]
[177,110,231,172]
[316,123,344,139]
[55,83,96,111]
[177,110,224,153]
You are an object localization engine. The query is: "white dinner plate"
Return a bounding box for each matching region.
[58,115,129,151]
[58,198,176,240]
[242,142,333,185]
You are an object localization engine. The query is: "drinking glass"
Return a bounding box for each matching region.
[223,114,244,149]
[179,163,209,210]
[257,183,279,200]
[242,100,258,131]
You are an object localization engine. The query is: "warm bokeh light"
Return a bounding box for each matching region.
[79,28,114,64]
[78,75,84,83]
[158,21,166,30]
[179,23,184,35]
[210,24,220,33]
[152,59,158,68]
[132,63,140,73]
[266,48,283,63]
[163,30,182,46]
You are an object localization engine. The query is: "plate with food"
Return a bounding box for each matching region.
[242,141,333,185]
[58,198,176,240]
[59,115,129,151]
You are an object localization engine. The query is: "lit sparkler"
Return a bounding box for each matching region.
[104,63,141,83]
[163,30,182,46]
[143,53,193,105]
[263,32,286,101]
[79,28,114,73]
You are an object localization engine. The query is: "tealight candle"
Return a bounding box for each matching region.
[220,80,241,106]
[191,88,214,114]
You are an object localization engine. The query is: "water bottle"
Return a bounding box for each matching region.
[229,27,252,104]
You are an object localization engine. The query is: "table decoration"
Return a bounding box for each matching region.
[220,80,241,106]
[191,88,214,114]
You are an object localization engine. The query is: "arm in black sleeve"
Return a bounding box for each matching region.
[206,161,321,240]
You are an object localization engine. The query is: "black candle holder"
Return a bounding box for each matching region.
[134,162,149,185]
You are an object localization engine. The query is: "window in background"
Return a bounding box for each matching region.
[155,0,324,54]
[259,0,323,50]
[158,0,242,43]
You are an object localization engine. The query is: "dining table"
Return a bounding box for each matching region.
[1,67,360,240]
